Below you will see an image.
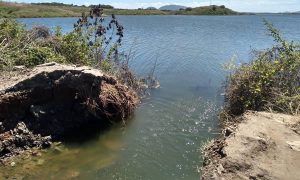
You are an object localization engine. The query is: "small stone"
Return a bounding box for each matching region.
[217,164,224,174]
[15,122,29,134]
[10,162,16,167]
[224,128,233,137]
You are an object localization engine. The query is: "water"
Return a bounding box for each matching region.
[9,15,300,179]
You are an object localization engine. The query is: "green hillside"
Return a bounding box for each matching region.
[0,2,88,17]
[0,2,241,18]
[173,5,239,15]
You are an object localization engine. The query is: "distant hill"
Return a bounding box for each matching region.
[173,5,239,15]
[0,2,242,17]
[159,5,187,11]
[0,1,88,18]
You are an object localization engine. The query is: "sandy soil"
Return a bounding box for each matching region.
[202,111,300,180]
[0,63,104,91]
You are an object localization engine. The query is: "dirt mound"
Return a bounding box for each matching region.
[202,111,300,180]
[0,63,138,161]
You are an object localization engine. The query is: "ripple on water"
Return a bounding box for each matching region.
[11,15,300,179]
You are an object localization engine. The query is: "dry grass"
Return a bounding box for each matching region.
[99,83,139,122]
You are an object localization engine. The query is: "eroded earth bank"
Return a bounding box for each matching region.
[0,63,138,164]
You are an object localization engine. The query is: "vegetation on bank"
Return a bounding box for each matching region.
[0,5,146,92]
[0,5,142,165]
[0,2,240,18]
[223,20,300,118]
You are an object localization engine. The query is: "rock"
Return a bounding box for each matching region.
[10,161,15,167]
[15,122,29,134]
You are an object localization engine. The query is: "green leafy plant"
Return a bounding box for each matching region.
[224,19,300,116]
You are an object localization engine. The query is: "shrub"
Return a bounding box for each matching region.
[0,5,123,69]
[1,19,55,68]
[224,19,300,116]
[0,5,150,93]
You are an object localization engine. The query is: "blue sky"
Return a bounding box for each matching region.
[7,0,300,12]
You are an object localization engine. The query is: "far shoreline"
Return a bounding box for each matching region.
[0,2,249,18]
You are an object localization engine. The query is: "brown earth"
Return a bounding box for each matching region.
[201,111,300,180]
[0,62,138,163]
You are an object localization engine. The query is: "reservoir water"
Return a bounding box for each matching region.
[4,15,300,179]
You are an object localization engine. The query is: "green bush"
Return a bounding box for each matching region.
[0,24,66,68]
[0,6,123,70]
[225,19,300,116]
[58,32,90,65]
